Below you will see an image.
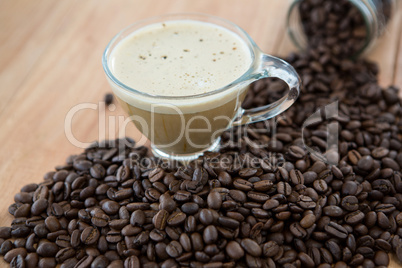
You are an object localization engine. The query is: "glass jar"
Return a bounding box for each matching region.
[287,0,398,57]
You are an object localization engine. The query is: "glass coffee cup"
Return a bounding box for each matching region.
[103,13,301,161]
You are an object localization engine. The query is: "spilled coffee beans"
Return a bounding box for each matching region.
[0,0,402,267]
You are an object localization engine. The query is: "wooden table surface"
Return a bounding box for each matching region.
[0,0,401,267]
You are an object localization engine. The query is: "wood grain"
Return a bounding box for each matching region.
[0,0,401,267]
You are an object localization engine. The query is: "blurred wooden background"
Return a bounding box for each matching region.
[0,0,401,266]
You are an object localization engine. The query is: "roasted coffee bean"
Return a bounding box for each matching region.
[233,179,253,191]
[56,235,71,248]
[173,190,191,202]
[145,188,161,202]
[123,255,140,268]
[81,227,100,245]
[342,181,358,196]
[25,253,39,268]
[345,210,365,225]
[75,255,94,268]
[217,171,231,186]
[288,145,306,159]
[323,206,343,217]
[180,202,199,215]
[377,211,391,229]
[10,254,25,268]
[239,168,258,178]
[262,241,280,257]
[73,159,92,172]
[106,260,123,268]
[290,169,304,185]
[91,255,110,268]
[101,200,120,215]
[241,238,262,257]
[277,182,292,196]
[69,229,80,248]
[153,209,169,230]
[0,240,14,255]
[56,247,76,263]
[4,248,27,263]
[106,230,122,243]
[191,232,204,252]
[90,164,106,179]
[229,189,246,203]
[167,212,186,226]
[203,225,218,244]
[109,219,128,230]
[199,209,214,225]
[372,147,389,159]
[25,217,44,228]
[149,229,165,243]
[130,210,145,226]
[226,241,244,260]
[78,209,91,223]
[14,204,31,218]
[262,199,279,210]
[159,194,176,213]
[290,222,307,238]
[372,250,389,266]
[313,179,328,193]
[38,257,56,268]
[245,254,261,267]
[253,180,273,191]
[179,233,192,252]
[357,155,374,171]
[36,241,58,257]
[44,216,61,232]
[341,196,359,211]
[12,227,31,238]
[31,199,48,216]
[396,244,402,264]
[166,241,183,258]
[33,224,47,240]
[126,202,149,211]
[326,240,341,261]
[248,191,269,203]
[298,252,314,268]
[149,167,165,183]
[0,227,11,239]
[218,216,239,229]
[348,150,361,165]
[325,221,348,239]
[91,213,110,227]
[303,171,317,184]
[121,226,141,237]
[207,192,222,210]
[375,238,391,251]
[300,214,316,229]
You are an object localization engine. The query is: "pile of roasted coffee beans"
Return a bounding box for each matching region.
[221,49,402,267]
[298,0,392,57]
[299,0,367,57]
[2,119,402,268]
[1,1,402,267]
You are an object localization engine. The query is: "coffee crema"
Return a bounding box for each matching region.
[108,20,252,114]
[110,20,251,97]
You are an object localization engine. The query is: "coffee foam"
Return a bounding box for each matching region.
[108,20,252,113]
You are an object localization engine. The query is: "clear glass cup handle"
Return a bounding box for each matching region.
[231,53,301,127]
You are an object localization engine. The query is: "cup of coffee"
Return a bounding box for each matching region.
[103,13,300,161]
